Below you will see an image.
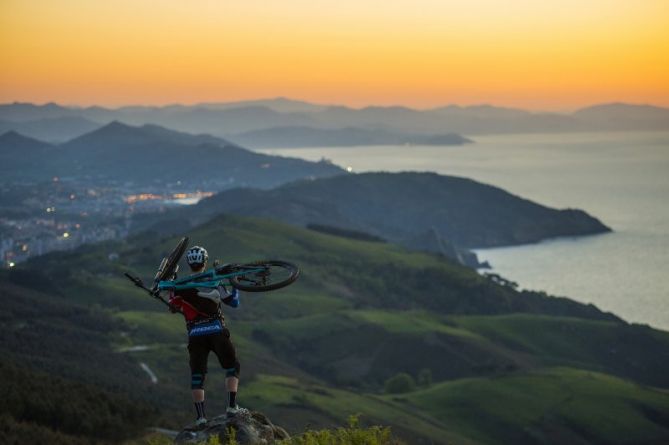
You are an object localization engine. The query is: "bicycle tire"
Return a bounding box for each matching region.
[229,260,299,292]
[154,236,189,285]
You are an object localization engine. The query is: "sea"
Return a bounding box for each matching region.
[256,132,669,331]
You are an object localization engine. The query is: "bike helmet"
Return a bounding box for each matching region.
[186,246,208,268]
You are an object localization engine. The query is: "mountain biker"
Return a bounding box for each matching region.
[166,245,244,426]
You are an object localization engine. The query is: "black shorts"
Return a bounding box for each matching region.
[187,327,238,376]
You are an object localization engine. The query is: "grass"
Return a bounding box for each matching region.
[402,367,669,444]
[449,313,669,387]
[241,374,475,445]
[113,304,669,444]
[277,415,399,445]
[118,310,185,343]
[244,289,353,320]
[351,310,482,339]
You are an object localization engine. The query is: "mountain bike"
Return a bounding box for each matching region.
[124,236,299,307]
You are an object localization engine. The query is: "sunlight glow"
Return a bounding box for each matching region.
[1,0,668,109]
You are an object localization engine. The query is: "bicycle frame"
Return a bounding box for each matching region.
[157,265,266,291]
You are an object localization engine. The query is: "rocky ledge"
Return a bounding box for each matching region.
[175,410,289,444]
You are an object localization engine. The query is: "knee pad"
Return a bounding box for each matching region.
[191,372,205,389]
[224,360,240,378]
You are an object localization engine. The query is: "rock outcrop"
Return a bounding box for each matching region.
[175,410,289,445]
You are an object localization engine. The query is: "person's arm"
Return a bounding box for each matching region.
[222,286,240,308]
[196,288,221,300]
[197,284,240,308]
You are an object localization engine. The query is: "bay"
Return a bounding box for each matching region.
[257,132,669,330]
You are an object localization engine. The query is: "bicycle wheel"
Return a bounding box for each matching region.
[153,236,189,286]
[229,260,299,292]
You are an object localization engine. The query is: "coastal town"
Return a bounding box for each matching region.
[0,176,212,267]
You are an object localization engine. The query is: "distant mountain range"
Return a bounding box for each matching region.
[0,116,100,143]
[0,122,343,187]
[1,100,667,146]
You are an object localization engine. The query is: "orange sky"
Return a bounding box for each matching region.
[1,0,668,110]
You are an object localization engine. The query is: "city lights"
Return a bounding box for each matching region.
[124,191,214,204]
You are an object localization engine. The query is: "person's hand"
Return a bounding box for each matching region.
[222,286,240,307]
[217,284,229,296]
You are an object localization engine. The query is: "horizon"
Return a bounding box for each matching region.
[2,97,668,114]
[2,0,668,110]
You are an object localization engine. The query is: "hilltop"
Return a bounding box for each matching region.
[4,214,669,443]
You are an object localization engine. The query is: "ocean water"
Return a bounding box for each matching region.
[257,132,669,330]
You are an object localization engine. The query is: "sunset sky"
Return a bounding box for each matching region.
[1,0,668,110]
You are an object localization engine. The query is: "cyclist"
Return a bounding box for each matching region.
[166,245,244,426]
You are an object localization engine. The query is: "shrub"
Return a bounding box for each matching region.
[278,415,399,445]
[384,373,416,394]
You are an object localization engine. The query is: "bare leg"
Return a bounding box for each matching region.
[192,389,206,421]
[225,376,239,393]
[192,389,205,403]
[226,376,239,408]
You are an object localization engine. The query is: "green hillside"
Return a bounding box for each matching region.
[0,280,164,443]
[403,368,669,445]
[5,214,669,444]
[28,214,616,320]
[128,171,612,269]
[0,360,155,444]
[186,172,611,248]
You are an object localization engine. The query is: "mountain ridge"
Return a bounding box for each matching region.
[2,101,667,143]
[0,121,344,186]
[3,99,666,116]
[0,129,53,148]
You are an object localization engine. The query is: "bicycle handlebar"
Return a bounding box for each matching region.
[124,271,173,309]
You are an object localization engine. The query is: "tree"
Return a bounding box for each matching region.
[384,373,416,394]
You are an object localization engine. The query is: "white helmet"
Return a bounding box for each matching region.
[186,246,208,268]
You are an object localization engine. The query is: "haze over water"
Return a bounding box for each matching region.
[258,131,669,330]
